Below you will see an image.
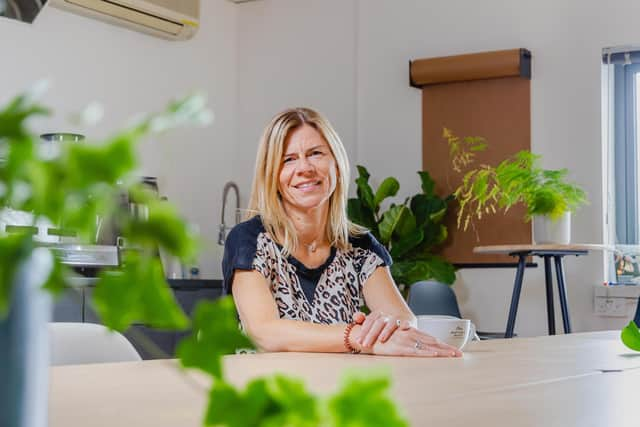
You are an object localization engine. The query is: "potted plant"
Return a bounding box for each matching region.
[443,128,588,244]
[0,86,408,427]
[347,165,456,290]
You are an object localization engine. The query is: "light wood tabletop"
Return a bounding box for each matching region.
[473,243,614,254]
[49,331,640,427]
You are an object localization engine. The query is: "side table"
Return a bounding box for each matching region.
[474,244,609,338]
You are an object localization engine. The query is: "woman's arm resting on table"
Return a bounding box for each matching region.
[232,268,460,357]
[232,270,362,353]
[360,266,461,357]
[358,266,417,347]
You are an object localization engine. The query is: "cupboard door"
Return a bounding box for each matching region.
[174,288,223,346]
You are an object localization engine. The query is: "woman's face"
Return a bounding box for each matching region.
[278,124,338,214]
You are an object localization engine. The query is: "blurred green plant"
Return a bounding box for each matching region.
[621,321,640,351]
[443,128,588,231]
[347,165,455,287]
[0,86,408,427]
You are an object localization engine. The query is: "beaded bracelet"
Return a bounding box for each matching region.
[343,322,361,354]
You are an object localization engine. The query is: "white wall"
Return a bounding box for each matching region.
[236,0,358,197]
[0,0,239,278]
[236,0,640,336]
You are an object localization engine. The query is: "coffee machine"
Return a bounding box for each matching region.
[0,135,163,274]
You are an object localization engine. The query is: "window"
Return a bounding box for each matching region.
[603,47,640,281]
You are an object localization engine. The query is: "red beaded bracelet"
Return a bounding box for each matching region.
[343,322,361,354]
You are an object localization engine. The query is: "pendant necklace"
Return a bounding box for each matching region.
[307,241,317,253]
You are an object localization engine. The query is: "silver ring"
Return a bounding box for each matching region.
[414,340,423,350]
[382,316,390,324]
[396,319,402,327]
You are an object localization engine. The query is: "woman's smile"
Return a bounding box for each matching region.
[294,180,322,192]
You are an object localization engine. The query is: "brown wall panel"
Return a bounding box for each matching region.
[422,76,531,264]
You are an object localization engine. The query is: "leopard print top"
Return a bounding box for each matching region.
[222,216,391,325]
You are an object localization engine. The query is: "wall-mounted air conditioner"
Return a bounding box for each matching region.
[50,0,199,41]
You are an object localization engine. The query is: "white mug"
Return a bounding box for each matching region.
[416,315,475,350]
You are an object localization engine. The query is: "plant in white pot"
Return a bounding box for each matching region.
[443,128,588,244]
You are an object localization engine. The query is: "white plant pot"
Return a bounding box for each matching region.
[533,212,571,244]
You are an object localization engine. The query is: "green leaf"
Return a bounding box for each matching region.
[123,191,199,261]
[379,205,411,244]
[92,253,189,332]
[205,375,320,427]
[42,258,69,297]
[421,222,448,247]
[327,372,409,427]
[0,93,49,140]
[621,321,640,351]
[395,207,416,238]
[356,165,370,181]
[65,134,137,189]
[391,256,456,286]
[0,234,34,318]
[418,170,436,196]
[390,228,424,259]
[176,296,254,379]
[374,177,400,207]
[410,194,447,227]
[347,198,377,231]
[355,165,376,212]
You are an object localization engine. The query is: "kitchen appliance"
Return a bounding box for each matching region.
[1,128,159,273]
[50,0,200,41]
[95,176,160,246]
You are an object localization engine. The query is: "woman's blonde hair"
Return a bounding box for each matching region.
[247,107,364,255]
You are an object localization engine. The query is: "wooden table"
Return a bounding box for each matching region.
[474,244,611,337]
[49,331,640,427]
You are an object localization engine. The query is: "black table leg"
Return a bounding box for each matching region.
[554,256,572,333]
[505,255,527,338]
[543,256,556,335]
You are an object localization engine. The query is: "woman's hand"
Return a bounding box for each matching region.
[368,325,462,357]
[353,311,413,348]
[352,312,462,357]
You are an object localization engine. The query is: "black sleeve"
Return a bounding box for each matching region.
[221,219,261,295]
[351,232,393,266]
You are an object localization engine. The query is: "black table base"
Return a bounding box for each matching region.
[504,249,587,338]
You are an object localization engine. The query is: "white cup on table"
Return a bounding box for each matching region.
[416,315,475,350]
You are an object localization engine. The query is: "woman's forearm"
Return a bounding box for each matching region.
[246,319,363,353]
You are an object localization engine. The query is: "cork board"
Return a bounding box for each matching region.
[411,49,532,265]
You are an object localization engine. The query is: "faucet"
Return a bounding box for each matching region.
[218,181,240,245]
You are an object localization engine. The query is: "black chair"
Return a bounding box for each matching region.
[407,280,509,339]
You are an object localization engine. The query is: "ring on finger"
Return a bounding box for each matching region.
[414,340,423,350]
[382,316,391,324]
[396,319,401,327]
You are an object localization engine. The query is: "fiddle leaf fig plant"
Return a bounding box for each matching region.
[443,128,588,231]
[0,86,408,427]
[348,165,456,286]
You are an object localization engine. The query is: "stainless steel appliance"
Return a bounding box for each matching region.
[47,243,119,268]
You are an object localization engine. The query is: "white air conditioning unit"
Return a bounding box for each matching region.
[50,0,199,41]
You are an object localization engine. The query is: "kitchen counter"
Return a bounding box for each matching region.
[66,277,222,290]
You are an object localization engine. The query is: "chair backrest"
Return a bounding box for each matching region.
[49,322,141,366]
[407,280,462,318]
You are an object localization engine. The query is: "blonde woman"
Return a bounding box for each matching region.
[222,108,461,357]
